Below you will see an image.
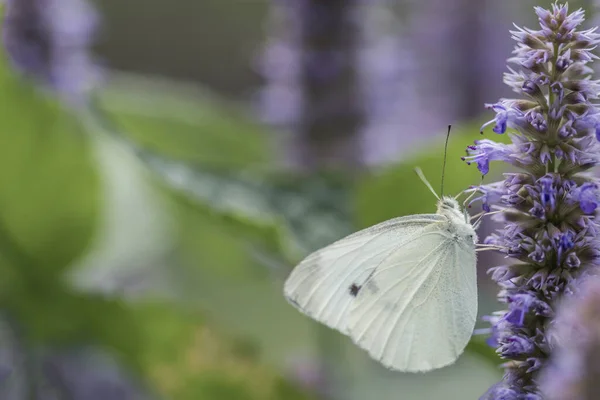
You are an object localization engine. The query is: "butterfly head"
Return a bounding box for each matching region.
[437,196,478,245]
[437,196,462,216]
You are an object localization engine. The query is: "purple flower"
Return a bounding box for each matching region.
[579,182,599,214]
[480,103,525,134]
[539,276,600,400]
[466,182,505,213]
[462,139,513,175]
[539,175,556,210]
[480,383,519,400]
[466,4,600,398]
[2,0,100,102]
[42,347,148,400]
[258,0,379,167]
[505,294,552,328]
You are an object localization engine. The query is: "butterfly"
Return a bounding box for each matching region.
[283,129,488,372]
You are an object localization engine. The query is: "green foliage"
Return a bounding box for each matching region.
[95,78,293,281]
[131,300,314,400]
[97,75,357,272]
[0,62,100,274]
[0,45,147,372]
[7,287,143,369]
[271,377,316,400]
[97,74,272,170]
[466,335,501,367]
[132,301,201,374]
[97,82,355,278]
[176,372,257,400]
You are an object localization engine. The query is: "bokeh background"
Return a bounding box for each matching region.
[1,0,597,399]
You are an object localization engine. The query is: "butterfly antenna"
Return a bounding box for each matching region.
[414,167,440,200]
[440,125,451,197]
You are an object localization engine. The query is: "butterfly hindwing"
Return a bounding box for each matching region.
[347,225,478,372]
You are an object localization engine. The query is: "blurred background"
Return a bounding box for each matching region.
[0,0,596,399]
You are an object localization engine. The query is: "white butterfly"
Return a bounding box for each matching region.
[284,168,482,372]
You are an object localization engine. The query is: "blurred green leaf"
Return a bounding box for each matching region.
[90,76,289,279]
[97,73,272,170]
[167,167,354,280]
[94,73,357,280]
[271,377,316,400]
[132,301,313,400]
[0,48,157,373]
[176,372,257,400]
[264,172,354,257]
[0,60,100,274]
[10,291,142,370]
[85,113,353,280]
[132,301,201,373]
[66,130,176,298]
[466,336,501,369]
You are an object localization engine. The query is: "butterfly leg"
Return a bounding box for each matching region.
[471,209,507,229]
[469,211,485,221]
[475,244,507,252]
[455,187,478,205]
[475,248,504,253]
[455,175,485,205]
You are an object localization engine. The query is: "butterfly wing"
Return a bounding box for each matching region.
[283,214,445,334]
[347,224,477,372]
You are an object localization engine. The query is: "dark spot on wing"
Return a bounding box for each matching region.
[349,284,361,297]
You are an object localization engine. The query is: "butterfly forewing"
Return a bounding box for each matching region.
[347,224,477,372]
[283,215,445,334]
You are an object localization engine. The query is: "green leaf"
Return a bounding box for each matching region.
[176,372,257,400]
[93,73,357,279]
[66,131,176,297]
[0,52,100,275]
[0,43,153,371]
[263,172,354,257]
[96,73,272,170]
[466,335,502,368]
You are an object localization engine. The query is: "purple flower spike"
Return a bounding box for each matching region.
[2,0,101,102]
[465,3,600,398]
[539,277,600,399]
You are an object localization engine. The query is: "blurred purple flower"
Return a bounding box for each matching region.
[257,0,364,168]
[539,276,600,400]
[465,3,600,397]
[2,0,101,102]
[258,0,350,123]
[257,0,412,166]
[285,355,328,395]
[42,348,150,400]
